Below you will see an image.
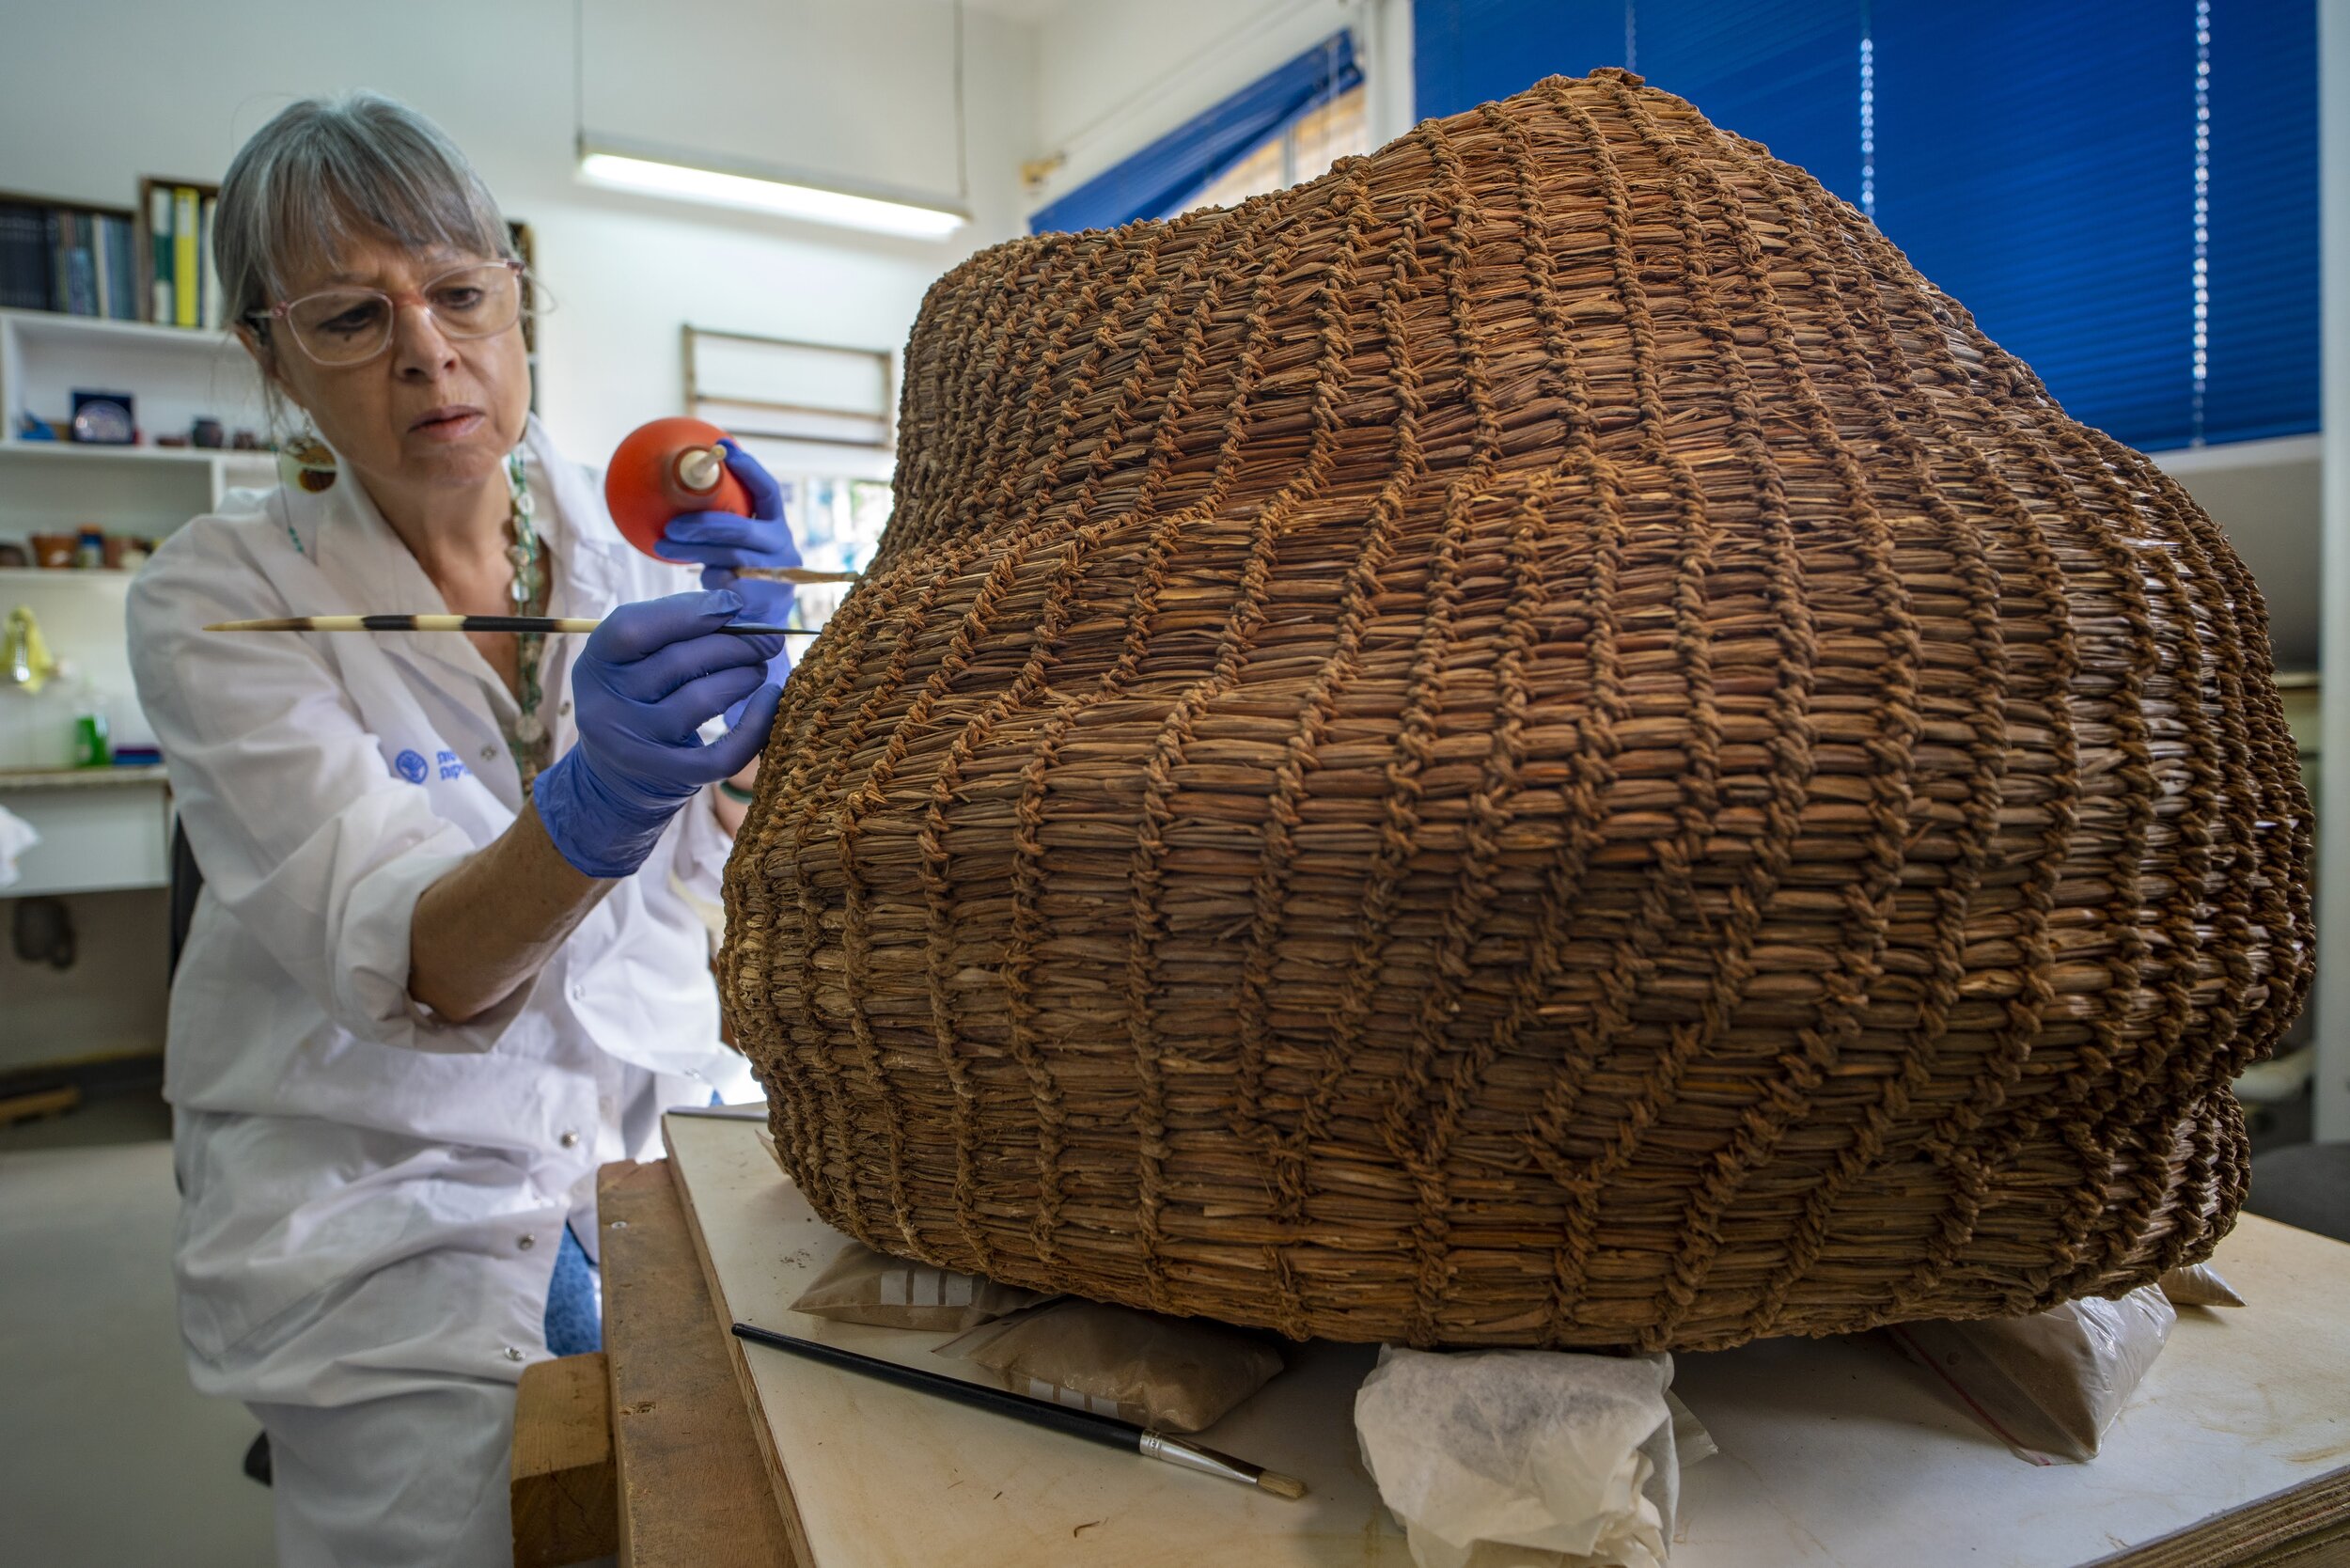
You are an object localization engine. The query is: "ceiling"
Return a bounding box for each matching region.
[960,0,1071,22]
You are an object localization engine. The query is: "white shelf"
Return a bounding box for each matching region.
[0,307,277,542]
[0,762,168,791]
[0,306,237,354]
[0,438,265,467]
[0,783,171,896]
[0,306,277,786]
[0,311,229,882]
[0,440,278,502]
[2,305,267,473]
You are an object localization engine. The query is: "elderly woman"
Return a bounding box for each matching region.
[127,93,798,1565]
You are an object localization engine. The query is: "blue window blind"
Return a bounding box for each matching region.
[1413,1,1624,118]
[2205,0,2320,446]
[1873,0,2195,449]
[1410,0,2319,451]
[1415,1,1865,189]
[1631,2,1867,197]
[1030,32,1362,234]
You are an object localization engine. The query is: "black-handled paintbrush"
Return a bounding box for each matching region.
[204,614,815,636]
[729,1321,1306,1500]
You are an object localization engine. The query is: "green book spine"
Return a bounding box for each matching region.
[148,187,172,323]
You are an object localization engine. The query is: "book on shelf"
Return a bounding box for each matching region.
[89,210,114,317]
[0,191,140,319]
[103,212,137,320]
[0,200,47,309]
[2,178,524,332]
[147,185,170,322]
[137,176,221,329]
[200,194,222,329]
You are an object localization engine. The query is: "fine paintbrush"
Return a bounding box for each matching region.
[204,614,816,636]
[729,1321,1307,1501]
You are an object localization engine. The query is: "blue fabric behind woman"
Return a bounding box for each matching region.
[542,1224,602,1356]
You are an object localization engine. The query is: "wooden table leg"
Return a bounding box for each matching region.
[511,1351,619,1567]
[598,1159,800,1566]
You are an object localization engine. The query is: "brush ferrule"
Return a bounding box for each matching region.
[675,446,726,494]
[1138,1431,1258,1488]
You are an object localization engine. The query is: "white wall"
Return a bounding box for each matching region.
[0,0,1035,466]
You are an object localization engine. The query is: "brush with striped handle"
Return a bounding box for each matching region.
[200,549,863,635]
[202,559,857,635]
[205,614,816,636]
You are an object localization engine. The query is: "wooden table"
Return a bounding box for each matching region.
[509,1154,800,1568]
[513,1111,2350,1567]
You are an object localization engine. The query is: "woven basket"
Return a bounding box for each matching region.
[719,69,2312,1352]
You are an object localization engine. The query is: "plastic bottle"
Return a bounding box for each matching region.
[67,670,110,767]
[72,707,110,768]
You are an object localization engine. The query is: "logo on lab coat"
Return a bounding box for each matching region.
[393,748,430,784]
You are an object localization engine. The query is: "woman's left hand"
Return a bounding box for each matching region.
[657,440,800,699]
[658,434,804,719]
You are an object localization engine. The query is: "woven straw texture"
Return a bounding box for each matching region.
[720,69,2312,1352]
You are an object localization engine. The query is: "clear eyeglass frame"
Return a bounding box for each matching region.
[252,259,538,368]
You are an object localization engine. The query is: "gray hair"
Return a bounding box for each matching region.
[215,92,514,353]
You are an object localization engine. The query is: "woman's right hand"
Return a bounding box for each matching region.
[530,590,783,878]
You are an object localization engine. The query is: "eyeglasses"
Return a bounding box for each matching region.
[252,259,531,368]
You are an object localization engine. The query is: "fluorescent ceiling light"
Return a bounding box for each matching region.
[579,151,967,241]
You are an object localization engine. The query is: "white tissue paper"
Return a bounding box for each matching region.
[1356,1347,1686,1568]
[0,802,39,889]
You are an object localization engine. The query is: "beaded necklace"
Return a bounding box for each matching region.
[502,448,554,792]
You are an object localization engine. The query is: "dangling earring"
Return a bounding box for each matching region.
[276,417,338,494]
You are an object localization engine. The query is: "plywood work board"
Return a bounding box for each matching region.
[662,1110,2350,1568]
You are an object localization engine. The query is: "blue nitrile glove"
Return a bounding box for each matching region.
[658,438,800,715]
[531,590,784,878]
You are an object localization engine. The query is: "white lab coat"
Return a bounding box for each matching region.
[127,416,746,1418]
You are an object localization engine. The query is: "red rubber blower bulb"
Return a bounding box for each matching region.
[603,416,752,563]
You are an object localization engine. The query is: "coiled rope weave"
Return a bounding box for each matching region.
[719,69,2311,1351]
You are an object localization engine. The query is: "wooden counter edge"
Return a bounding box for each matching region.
[662,1145,822,1568]
[597,1158,803,1568]
[2087,1462,2350,1568]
